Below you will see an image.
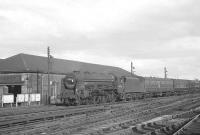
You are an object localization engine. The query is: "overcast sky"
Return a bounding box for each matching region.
[0,0,200,79]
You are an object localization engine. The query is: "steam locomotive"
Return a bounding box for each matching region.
[60,71,121,105]
[60,71,200,105]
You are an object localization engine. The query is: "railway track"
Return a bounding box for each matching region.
[66,97,200,135]
[0,94,199,135]
[0,105,66,117]
[0,93,195,117]
[0,100,156,134]
[0,100,145,126]
[0,95,181,128]
[173,109,200,135]
[0,103,112,117]
[2,94,199,135]
[107,108,200,135]
[0,104,108,128]
[0,96,164,133]
[0,98,155,117]
[107,110,200,135]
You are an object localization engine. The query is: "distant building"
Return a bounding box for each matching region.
[0,53,131,104]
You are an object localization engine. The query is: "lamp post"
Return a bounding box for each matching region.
[26,73,30,106]
[40,74,43,104]
[47,46,54,104]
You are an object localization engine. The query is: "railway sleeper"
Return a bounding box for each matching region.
[80,106,196,135]
[0,108,106,130]
[109,114,193,135]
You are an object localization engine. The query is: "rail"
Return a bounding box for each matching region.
[173,113,200,135]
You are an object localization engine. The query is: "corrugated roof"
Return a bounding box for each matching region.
[0,53,132,77]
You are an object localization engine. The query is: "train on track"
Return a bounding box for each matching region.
[60,71,200,105]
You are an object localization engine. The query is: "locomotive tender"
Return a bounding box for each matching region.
[60,71,200,105]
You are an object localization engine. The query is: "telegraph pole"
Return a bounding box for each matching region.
[131,61,135,76]
[131,62,133,76]
[164,67,168,79]
[47,46,50,104]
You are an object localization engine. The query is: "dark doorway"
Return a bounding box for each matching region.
[7,85,21,103]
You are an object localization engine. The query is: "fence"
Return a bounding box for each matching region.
[1,94,14,107]
[1,93,41,107]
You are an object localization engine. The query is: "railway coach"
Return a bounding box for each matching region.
[144,77,200,97]
[173,79,190,95]
[144,77,174,97]
[189,80,200,90]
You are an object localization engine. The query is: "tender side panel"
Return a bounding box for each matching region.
[124,77,145,93]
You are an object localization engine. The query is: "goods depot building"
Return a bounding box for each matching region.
[0,53,130,105]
